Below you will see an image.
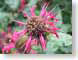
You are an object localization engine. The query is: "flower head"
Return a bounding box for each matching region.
[11,2,60,53]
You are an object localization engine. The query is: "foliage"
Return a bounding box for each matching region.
[46,32,72,54]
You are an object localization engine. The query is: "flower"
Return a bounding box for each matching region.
[11,3,60,54]
[2,43,15,54]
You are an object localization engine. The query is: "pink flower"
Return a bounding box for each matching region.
[11,2,61,53]
[2,43,15,54]
[1,32,6,37]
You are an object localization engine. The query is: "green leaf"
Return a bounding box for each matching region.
[24,6,31,16]
[0,12,9,20]
[32,46,41,51]
[32,46,44,54]
[59,24,72,33]
[28,0,38,7]
[5,0,20,11]
[60,45,72,53]
[35,9,40,16]
[46,32,72,54]
[0,12,9,30]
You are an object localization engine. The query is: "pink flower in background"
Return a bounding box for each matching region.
[2,43,15,53]
[18,0,26,12]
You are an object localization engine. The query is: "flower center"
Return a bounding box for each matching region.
[26,16,48,34]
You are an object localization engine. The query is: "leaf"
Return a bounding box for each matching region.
[24,6,31,16]
[0,12,9,20]
[35,9,40,16]
[32,45,44,54]
[46,32,72,54]
[59,24,72,33]
[60,45,72,54]
[28,0,38,7]
[32,46,41,51]
[0,0,5,11]
[0,12,9,30]
[5,0,20,11]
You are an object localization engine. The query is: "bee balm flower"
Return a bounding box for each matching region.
[11,3,60,54]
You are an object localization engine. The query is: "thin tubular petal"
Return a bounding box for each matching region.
[12,30,27,42]
[40,34,46,50]
[12,20,26,25]
[18,0,26,12]
[25,34,32,53]
[30,6,36,16]
[22,11,30,18]
[52,32,59,38]
[48,22,55,27]
[31,38,38,45]
[40,3,48,16]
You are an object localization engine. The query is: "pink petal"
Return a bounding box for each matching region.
[54,19,59,22]
[23,12,28,17]
[25,34,32,53]
[40,34,46,50]
[18,0,26,12]
[48,22,55,27]
[8,26,11,32]
[62,22,64,24]
[8,43,15,48]
[40,3,47,16]
[16,21,25,26]
[31,38,38,45]
[22,11,30,18]
[46,12,56,20]
[1,32,6,36]
[53,32,59,38]
[2,43,15,53]
[31,50,37,54]
[50,15,55,18]
[30,6,36,16]
[52,27,61,31]
[47,28,59,38]
[12,30,27,42]
[40,8,46,16]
